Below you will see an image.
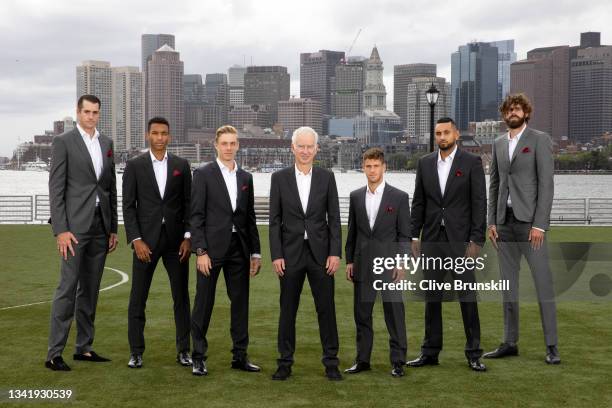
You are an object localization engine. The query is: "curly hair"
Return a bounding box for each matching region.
[499,93,533,121]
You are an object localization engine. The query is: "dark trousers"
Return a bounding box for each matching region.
[496,207,558,346]
[421,227,482,360]
[353,280,407,365]
[277,241,340,368]
[47,207,108,360]
[128,225,191,355]
[191,233,250,361]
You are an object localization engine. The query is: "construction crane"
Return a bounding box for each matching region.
[345,28,362,61]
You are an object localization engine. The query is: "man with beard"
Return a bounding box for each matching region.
[484,93,559,364]
[408,117,487,372]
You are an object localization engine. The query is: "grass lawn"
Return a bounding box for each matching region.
[0,225,611,407]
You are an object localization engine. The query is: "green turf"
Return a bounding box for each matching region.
[0,225,611,407]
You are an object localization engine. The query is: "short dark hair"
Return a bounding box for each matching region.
[362,147,385,163]
[147,117,170,132]
[436,117,456,127]
[77,94,101,110]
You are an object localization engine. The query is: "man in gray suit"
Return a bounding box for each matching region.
[484,93,560,364]
[46,94,118,371]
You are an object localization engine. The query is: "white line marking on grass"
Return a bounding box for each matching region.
[0,266,129,311]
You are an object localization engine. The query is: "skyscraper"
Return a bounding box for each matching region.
[490,40,517,103]
[184,74,206,132]
[300,50,345,116]
[142,34,175,132]
[204,73,229,129]
[278,98,323,137]
[406,77,451,143]
[76,60,113,137]
[393,63,437,128]
[244,66,290,127]
[147,45,184,143]
[332,56,366,118]
[570,46,612,143]
[112,66,143,151]
[451,42,499,130]
[363,46,387,111]
[228,65,247,107]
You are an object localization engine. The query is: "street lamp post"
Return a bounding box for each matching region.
[426,82,440,153]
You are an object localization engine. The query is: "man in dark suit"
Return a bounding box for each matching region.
[46,94,118,371]
[484,93,559,364]
[122,117,192,369]
[269,126,342,381]
[344,147,410,378]
[408,117,487,372]
[190,125,261,376]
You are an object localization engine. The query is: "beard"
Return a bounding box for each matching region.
[505,115,526,129]
[437,140,456,151]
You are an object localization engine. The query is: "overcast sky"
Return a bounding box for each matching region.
[1,0,610,157]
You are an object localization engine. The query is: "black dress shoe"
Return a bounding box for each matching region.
[391,363,405,377]
[231,359,261,372]
[128,354,143,369]
[545,346,561,365]
[73,351,111,362]
[468,358,487,372]
[344,362,371,374]
[192,359,208,376]
[406,355,439,367]
[325,366,343,381]
[177,351,192,367]
[271,366,291,381]
[45,356,71,371]
[483,343,518,359]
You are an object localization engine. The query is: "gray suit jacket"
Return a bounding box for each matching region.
[488,126,554,230]
[48,128,118,236]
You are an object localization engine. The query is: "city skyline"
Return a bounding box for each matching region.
[1,0,610,156]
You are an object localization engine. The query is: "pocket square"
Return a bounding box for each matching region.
[241,184,248,191]
[173,169,181,177]
[385,206,394,214]
[107,149,113,158]
[455,170,463,177]
[522,147,530,153]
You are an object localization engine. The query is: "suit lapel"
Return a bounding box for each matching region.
[287,166,305,215]
[442,149,462,198]
[72,130,97,179]
[304,167,317,215]
[371,184,391,233]
[498,135,510,169]
[429,153,442,202]
[236,169,247,211]
[162,153,174,200]
[356,187,371,234]
[143,152,162,200]
[213,161,234,213]
[511,127,530,164]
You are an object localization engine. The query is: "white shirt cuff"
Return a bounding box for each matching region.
[251,253,261,258]
[412,238,419,241]
[184,232,191,239]
[532,227,545,232]
[131,237,142,245]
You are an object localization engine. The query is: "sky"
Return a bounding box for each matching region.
[1,0,610,157]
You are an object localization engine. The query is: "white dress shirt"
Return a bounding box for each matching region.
[437,145,458,228]
[217,158,260,257]
[76,123,102,204]
[365,180,385,230]
[507,124,527,207]
[295,165,313,239]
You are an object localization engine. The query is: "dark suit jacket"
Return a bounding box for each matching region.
[345,183,411,281]
[411,148,486,244]
[190,161,260,260]
[269,166,342,266]
[48,128,117,235]
[122,152,192,250]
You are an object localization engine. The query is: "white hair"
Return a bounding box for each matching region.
[291,126,319,145]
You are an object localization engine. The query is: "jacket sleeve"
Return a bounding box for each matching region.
[269,171,284,261]
[469,156,487,245]
[533,133,554,230]
[182,159,192,235]
[190,168,208,251]
[121,159,140,243]
[247,174,261,255]
[488,141,500,227]
[410,158,425,239]
[327,172,342,258]
[48,136,69,235]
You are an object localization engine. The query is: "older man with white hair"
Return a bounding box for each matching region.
[269,126,343,381]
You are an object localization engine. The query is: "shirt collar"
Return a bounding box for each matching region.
[508,124,527,141]
[367,180,385,195]
[76,123,99,140]
[217,158,238,174]
[437,144,458,164]
[149,149,168,163]
[295,164,313,177]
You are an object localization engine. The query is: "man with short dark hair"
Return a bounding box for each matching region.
[123,117,193,369]
[344,147,410,378]
[46,94,118,371]
[484,93,559,364]
[408,117,487,372]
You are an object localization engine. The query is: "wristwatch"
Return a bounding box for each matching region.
[196,248,208,256]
